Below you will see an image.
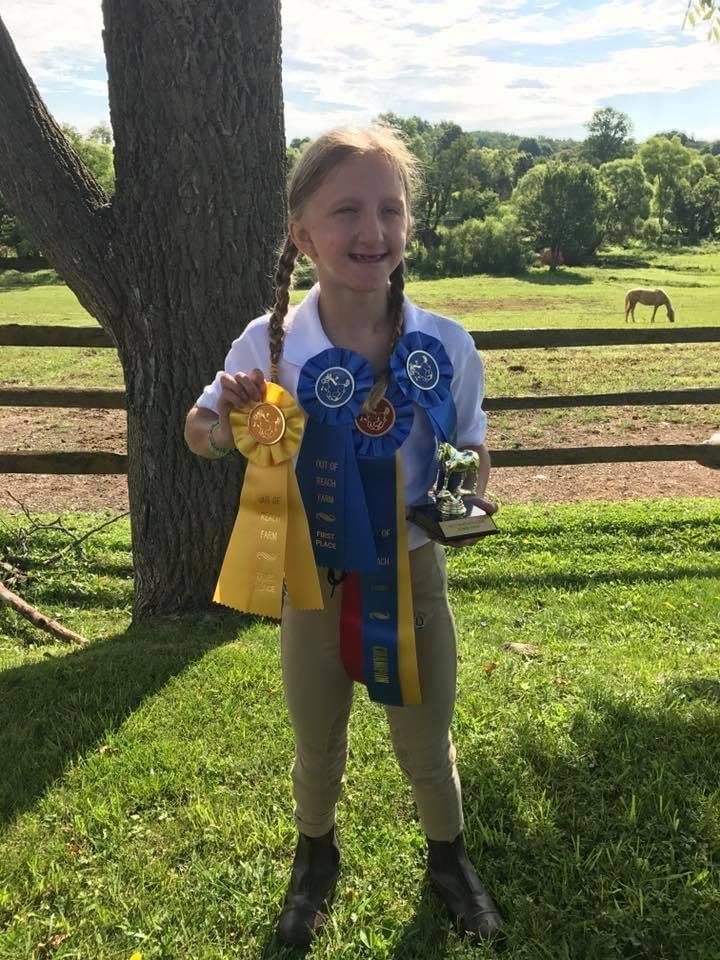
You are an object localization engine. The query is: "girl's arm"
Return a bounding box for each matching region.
[184,405,233,459]
[184,368,266,458]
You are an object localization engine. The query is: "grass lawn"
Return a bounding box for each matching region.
[1,498,719,959]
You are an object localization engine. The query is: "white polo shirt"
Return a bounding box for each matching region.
[196,284,487,551]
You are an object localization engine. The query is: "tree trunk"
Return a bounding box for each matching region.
[0,2,286,617]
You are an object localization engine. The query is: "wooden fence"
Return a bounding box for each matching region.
[1,324,719,474]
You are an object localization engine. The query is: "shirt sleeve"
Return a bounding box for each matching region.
[452,329,487,447]
[194,319,270,413]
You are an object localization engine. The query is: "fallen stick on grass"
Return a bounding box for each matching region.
[0,560,27,580]
[0,579,88,645]
[39,510,130,566]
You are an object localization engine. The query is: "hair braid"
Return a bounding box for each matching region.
[361,262,406,414]
[268,236,299,382]
[387,260,405,353]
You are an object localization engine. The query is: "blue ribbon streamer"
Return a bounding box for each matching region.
[357,456,403,705]
[390,331,457,442]
[296,348,377,571]
[352,381,415,705]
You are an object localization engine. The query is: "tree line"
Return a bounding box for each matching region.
[2,108,719,280]
[368,108,720,276]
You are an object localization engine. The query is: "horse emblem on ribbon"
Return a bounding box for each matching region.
[248,402,286,445]
[355,398,397,438]
[315,366,356,408]
[406,349,440,390]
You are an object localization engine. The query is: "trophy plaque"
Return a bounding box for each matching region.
[408,442,498,545]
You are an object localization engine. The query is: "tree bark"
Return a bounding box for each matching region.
[0,2,286,617]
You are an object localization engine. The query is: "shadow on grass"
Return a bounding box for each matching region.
[504,514,720,541]
[258,934,310,959]
[671,677,720,702]
[449,564,720,592]
[460,691,720,957]
[514,270,593,286]
[0,278,63,292]
[389,879,453,959]
[256,879,453,960]
[0,612,250,825]
[592,254,653,270]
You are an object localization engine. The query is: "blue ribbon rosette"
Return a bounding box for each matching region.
[390,331,457,442]
[296,347,377,571]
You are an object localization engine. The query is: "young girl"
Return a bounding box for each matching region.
[184,127,503,947]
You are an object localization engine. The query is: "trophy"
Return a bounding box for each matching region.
[408,442,498,545]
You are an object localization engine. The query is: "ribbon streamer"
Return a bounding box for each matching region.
[296,348,377,571]
[213,382,323,618]
[340,381,421,705]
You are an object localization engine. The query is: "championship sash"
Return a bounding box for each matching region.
[390,331,457,442]
[296,348,377,571]
[339,381,421,705]
[213,381,323,618]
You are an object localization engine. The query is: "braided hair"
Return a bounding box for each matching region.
[268,236,299,383]
[361,260,406,413]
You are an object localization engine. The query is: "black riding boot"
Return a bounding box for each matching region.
[276,825,341,947]
[427,832,504,943]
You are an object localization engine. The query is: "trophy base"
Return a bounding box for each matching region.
[408,502,498,546]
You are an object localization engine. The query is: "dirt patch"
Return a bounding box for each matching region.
[0,407,128,513]
[489,460,717,505]
[486,417,719,503]
[0,407,716,514]
[440,297,574,315]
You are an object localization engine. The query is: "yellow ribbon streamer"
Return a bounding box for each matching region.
[213,382,323,618]
[395,454,422,705]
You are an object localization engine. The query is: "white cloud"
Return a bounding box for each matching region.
[1,0,718,139]
[3,0,103,77]
[281,0,719,137]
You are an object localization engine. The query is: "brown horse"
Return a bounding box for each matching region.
[624,288,675,323]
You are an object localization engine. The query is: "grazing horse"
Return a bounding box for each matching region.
[624,288,675,323]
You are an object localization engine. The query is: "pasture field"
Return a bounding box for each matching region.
[1,497,719,959]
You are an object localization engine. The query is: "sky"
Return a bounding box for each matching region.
[3,0,719,143]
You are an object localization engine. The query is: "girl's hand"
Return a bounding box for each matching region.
[449,495,499,548]
[464,494,498,516]
[216,368,267,419]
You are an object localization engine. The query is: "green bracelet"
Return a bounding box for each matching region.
[208,420,234,458]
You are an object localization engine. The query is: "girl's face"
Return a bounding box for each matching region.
[290,153,409,298]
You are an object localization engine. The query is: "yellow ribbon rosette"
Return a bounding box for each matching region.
[213,382,323,618]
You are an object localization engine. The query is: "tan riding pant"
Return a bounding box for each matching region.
[281,540,463,842]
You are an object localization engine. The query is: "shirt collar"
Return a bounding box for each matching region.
[401,292,440,339]
[282,285,333,366]
[281,282,440,367]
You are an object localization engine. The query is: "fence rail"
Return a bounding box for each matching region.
[1,323,719,475]
[2,443,717,477]
[3,324,720,350]
[2,385,720,413]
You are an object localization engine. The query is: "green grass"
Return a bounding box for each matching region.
[1,498,719,959]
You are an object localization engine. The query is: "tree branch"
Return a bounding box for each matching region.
[39,511,130,567]
[0,15,124,326]
[0,579,88,645]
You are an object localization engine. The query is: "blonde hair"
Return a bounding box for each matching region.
[268,126,421,389]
